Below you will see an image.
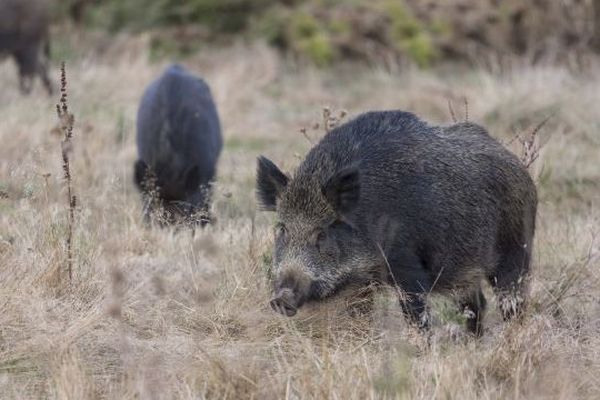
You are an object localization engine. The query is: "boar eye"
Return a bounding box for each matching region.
[275,223,287,238]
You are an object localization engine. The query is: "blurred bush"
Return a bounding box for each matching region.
[59,0,284,32]
[57,0,600,67]
[254,1,438,67]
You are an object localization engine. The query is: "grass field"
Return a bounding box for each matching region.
[0,40,599,399]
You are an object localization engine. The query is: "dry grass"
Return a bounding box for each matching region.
[0,39,599,399]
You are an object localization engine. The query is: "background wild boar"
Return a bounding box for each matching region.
[134,64,222,226]
[257,111,537,336]
[0,0,53,94]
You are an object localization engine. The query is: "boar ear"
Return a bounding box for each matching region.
[323,166,360,215]
[257,156,288,211]
[134,159,149,190]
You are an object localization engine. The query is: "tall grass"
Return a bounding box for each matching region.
[0,40,598,398]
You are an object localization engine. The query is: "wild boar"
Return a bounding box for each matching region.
[0,0,53,94]
[257,110,537,336]
[134,64,222,226]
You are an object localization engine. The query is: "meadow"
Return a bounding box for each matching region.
[0,38,599,399]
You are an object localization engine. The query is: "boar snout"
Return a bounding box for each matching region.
[270,288,298,317]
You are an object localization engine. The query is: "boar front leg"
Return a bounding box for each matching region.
[387,251,432,330]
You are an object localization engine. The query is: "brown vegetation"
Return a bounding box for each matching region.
[0,41,598,398]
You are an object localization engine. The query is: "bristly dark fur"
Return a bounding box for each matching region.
[134,64,222,226]
[258,110,537,336]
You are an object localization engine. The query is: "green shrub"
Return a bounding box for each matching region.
[385,1,437,67]
[298,32,335,66]
[253,5,291,47]
[290,12,320,39]
[400,32,436,68]
[288,12,335,66]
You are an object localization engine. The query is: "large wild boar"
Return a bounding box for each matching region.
[257,111,537,336]
[134,64,222,226]
[0,0,53,94]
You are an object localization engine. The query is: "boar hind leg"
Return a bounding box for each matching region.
[490,242,531,321]
[458,287,487,337]
[14,48,37,95]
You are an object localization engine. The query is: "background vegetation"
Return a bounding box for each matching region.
[56,0,600,67]
[0,0,599,399]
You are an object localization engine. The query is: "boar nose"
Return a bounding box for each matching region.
[270,288,298,317]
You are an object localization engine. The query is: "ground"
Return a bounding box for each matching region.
[0,38,599,399]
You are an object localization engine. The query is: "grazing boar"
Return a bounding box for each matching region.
[0,0,53,94]
[134,64,222,226]
[257,111,537,336]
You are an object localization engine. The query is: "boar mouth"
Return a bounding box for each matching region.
[269,288,299,317]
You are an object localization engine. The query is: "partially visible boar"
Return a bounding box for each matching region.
[0,0,53,94]
[134,64,222,226]
[257,111,537,336]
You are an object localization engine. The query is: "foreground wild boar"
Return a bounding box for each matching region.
[0,0,53,94]
[257,111,537,336]
[134,64,222,226]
